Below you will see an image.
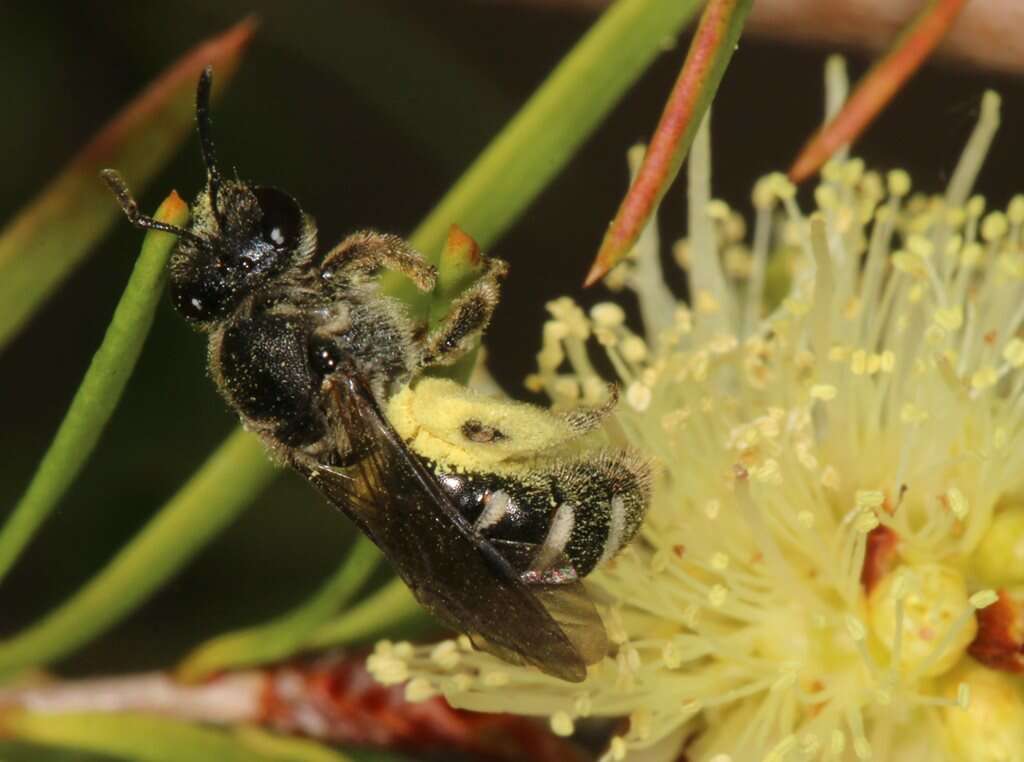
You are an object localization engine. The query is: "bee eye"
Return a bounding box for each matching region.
[253,187,302,251]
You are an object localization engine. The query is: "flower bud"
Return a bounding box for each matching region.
[972,505,1024,587]
[868,563,976,676]
[939,660,1024,762]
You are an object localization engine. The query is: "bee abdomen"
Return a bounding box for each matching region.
[549,451,650,576]
[437,450,650,579]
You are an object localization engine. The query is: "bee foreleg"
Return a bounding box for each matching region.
[419,258,507,368]
[321,231,436,292]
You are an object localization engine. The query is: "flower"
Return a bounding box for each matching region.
[370,85,1024,761]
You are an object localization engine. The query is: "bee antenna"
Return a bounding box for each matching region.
[196,65,223,221]
[100,170,204,246]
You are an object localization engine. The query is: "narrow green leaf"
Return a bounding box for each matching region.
[0,17,256,351]
[0,430,273,678]
[0,193,187,585]
[382,0,704,312]
[177,536,381,682]
[0,711,279,762]
[586,0,752,286]
[305,578,421,650]
[233,727,353,762]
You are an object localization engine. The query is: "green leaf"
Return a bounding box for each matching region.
[427,225,486,329]
[381,0,705,313]
[177,536,382,682]
[0,17,256,351]
[0,712,279,762]
[424,224,487,384]
[0,193,187,585]
[0,430,273,678]
[232,727,353,762]
[305,578,422,650]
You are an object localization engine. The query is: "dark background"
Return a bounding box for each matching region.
[1,0,1022,681]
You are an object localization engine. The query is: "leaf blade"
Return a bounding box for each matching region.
[0,16,256,351]
[788,0,968,183]
[585,0,753,286]
[382,0,705,312]
[0,193,188,585]
[0,429,273,678]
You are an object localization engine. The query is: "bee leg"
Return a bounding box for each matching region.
[320,230,436,292]
[419,258,507,368]
[559,385,619,434]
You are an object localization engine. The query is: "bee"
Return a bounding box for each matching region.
[102,67,650,682]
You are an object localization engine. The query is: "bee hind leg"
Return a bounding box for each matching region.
[558,385,619,434]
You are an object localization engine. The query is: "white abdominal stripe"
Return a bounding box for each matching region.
[474,489,512,532]
[596,495,629,568]
[531,502,577,573]
[466,449,650,581]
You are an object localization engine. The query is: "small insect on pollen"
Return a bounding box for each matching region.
[102,65,651,682]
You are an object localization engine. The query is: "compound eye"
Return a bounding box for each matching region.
[309,336,343,376]
[253,186,302,251]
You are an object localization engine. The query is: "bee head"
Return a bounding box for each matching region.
[101,66,313,327]
[168,179,307,324]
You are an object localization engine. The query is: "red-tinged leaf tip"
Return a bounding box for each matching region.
[0,16,257,274]
[583,247,610,288]
[80,16,258,169]
[788,0,968,184]
[584,0,751,287]
[443,224,482,267]
[157,190,189,222]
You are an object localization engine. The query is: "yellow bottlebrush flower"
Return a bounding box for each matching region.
[370,88,1024,761]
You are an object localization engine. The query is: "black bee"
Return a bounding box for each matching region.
[102,67,649,682]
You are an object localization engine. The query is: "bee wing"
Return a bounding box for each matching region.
[487,539,610,668]
[299,373,605,682]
